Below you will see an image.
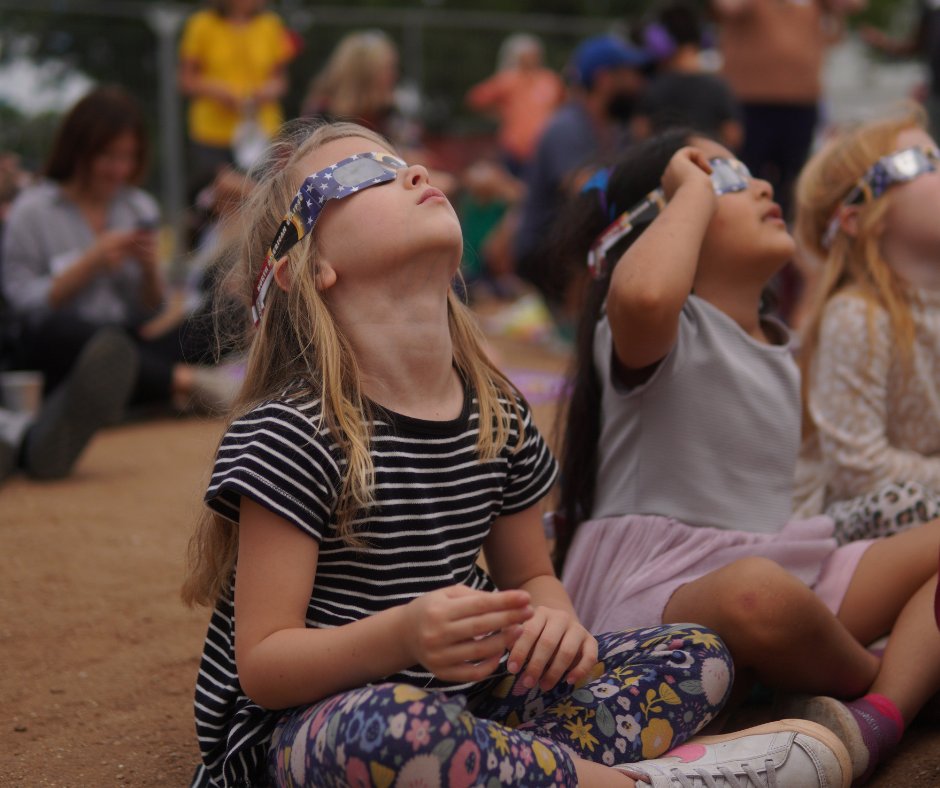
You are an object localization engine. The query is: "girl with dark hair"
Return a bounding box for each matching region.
[1,86,236,413]
[555,130,940,784]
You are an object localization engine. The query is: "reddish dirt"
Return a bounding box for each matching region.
[1,332,937,786]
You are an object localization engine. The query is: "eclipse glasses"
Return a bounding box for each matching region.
[587,158,753,279]
[251,151,407,325]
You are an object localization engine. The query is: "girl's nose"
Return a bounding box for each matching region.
[752,176,774,200]
[401,163,430,189]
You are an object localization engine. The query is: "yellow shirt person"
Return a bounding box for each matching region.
[179,7,294,148]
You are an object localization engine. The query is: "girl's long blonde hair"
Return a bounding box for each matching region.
[182,120,524,607]
[303,31,398,122]
[795,106,926,437]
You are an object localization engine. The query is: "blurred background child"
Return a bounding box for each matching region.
[795,107,940,543]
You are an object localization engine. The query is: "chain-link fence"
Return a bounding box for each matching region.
[0,1,629,254]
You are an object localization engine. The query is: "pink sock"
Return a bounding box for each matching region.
[845,693,904,783]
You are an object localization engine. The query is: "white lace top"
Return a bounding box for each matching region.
[796,287,940,512]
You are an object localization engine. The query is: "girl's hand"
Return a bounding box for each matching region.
[405,585,533,683]
[506,606,598,692]
[661,146,717,209]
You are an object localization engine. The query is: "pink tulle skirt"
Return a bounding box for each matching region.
[562,514,872,634]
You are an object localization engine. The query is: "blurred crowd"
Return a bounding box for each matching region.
[6,4,940,785]
[0,0,932,483]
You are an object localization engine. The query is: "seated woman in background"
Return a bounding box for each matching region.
[794,107,940,544]
[1,86,237,414]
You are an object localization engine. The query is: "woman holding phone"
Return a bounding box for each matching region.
[1,86,238,414]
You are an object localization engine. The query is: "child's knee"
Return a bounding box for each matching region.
[713,557,815,649]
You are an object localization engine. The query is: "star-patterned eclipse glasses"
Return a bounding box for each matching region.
[586,157,752,279]
[251,151,408,325]
[822,146,940,249]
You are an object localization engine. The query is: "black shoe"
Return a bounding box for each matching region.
[0,437,16,483]
[23,328,139,479]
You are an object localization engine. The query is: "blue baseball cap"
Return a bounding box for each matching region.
[572,35,650,88]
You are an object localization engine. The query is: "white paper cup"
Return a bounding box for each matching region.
[0,370,44,417]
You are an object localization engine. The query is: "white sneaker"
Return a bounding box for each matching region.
[621,719,851,787]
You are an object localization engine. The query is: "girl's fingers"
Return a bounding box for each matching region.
[565,636,600,686]
[519,617,566,689]
[438,651,505,684]
[445,588,531,621]
[449,586,531,616]
[542,629,599,690]
[440,625,523,666]
[688,147,713,173]
[539,628,587,691]
[448,605,534,642]
[506,612,546,675]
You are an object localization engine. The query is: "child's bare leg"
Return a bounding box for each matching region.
[837,517,940,648]
[663,556,878,698]
[869,576,940,721]
[785,574,940,781]
[783,521,940,782]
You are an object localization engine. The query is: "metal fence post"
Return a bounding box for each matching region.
[144,6,187,280]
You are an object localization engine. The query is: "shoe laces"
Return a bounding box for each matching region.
[667,758,777,788]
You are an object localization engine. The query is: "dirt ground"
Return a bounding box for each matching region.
[1,331,938,786]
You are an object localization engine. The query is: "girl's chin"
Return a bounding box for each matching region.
[754,247,796,281]
[768,236,797,262]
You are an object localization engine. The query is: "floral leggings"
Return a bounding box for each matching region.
[268,624,733,787]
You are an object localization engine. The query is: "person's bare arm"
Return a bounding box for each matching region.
[178,57,241,110]
[483,505,598,692]
[711,0,755,18]
[251,64,288,105]
[234,498,533,709]
[860,16,924,58]
[606,147,717,370]
[821,0,867,14]
[48,230,140,309]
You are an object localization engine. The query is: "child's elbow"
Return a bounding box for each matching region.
[236,653,294,711]
[239,675,293,711]
[610,279,682,328]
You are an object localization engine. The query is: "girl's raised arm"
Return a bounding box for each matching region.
[234,498,533,709]
[606,147,717,370]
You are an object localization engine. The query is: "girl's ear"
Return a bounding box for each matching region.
[314,261,337,291]
[273,257,292,293]
[836,205,861,239]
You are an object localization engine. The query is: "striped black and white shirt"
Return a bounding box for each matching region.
[191,384,557,787]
